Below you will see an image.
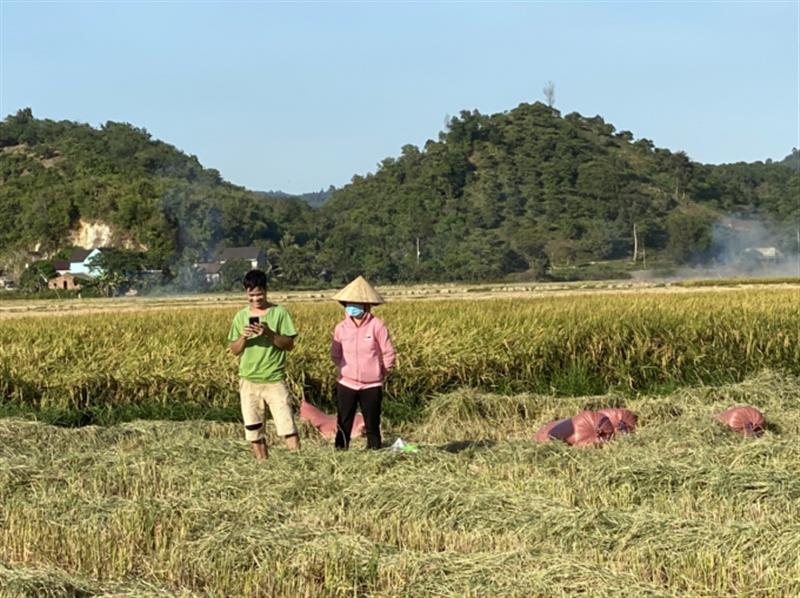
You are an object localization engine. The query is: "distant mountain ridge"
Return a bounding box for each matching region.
[258,186,336,208]
[315,103,798,281]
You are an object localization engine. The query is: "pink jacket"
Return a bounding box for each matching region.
[331,313,396,389]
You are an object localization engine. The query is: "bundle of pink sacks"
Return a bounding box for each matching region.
[534,405,766,446]
[534,408,637,446]
[300,397,767,445]
[299,399,365,440]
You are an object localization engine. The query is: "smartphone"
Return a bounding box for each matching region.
[249,316,260,326]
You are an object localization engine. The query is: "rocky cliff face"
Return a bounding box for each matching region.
[69,220,147,250]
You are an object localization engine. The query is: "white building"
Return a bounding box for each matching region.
[68,248,104,277]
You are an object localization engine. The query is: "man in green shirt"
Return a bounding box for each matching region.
[228,270,300,459]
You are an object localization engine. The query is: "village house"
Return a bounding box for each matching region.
[0,272,15,290]
[68,248,104,277]
[744,247,783,261]
[194,247,267,284]
[218,247,267,270]
[48,272,93,291]
[196,262,223,285]
[53,259,71,275]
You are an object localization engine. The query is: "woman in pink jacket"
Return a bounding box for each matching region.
[331,276,396,450]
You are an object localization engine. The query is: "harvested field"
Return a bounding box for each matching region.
[1,286,798,595]
[1,372,800,596]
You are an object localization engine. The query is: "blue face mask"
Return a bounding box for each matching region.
[345,304,365,318]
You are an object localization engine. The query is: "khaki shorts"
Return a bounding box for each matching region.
[239,379,297,441]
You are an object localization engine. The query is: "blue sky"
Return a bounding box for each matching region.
[2,1,798,194]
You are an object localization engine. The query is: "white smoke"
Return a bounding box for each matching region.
[672,216,800,280]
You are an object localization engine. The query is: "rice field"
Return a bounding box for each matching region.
[0,288,797,425]
[1,286,799,596]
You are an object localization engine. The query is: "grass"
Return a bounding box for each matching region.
[1,371,800,596]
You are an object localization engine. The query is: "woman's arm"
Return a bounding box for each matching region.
[376,322,396,372]
[331,325,343,366]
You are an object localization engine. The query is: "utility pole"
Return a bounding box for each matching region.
[632,223,638,263]
[416,237,421,266]
[642,239,647,269]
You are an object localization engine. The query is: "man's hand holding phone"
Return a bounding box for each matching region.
[245,316,274,340]
[244,316,262,338]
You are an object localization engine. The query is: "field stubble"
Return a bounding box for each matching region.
[1,372,800,596]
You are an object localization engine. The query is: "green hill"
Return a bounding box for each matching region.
[1,105,797,286]
[316,103,798,281]
[0,108,317,271]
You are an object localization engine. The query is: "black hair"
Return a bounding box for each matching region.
[243,269,267,291]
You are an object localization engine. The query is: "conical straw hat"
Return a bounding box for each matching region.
[332,275,384,305]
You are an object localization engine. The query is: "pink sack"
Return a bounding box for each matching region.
[534,418,574,443]
[569,411,614,446]
[299,400,365,440]
[715,406,765,437]
[598,408,637,434]
[534,412,612,447]
[351,413,366,437]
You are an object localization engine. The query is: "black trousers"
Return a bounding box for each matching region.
[335,383,382,450]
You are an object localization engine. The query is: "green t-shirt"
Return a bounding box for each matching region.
[227,305,297,383]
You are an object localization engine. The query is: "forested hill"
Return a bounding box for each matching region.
[1,105,797,285]
[0,108,317,268]
[316,103,799,281]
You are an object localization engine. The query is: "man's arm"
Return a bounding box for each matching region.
[229,324,256,356]
[262,326,295,351]
[264,306,297,351]
[230,335,247,356]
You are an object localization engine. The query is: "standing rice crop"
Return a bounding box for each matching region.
[0,289,796,424]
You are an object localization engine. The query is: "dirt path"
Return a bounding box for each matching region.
[2,280,798,319]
